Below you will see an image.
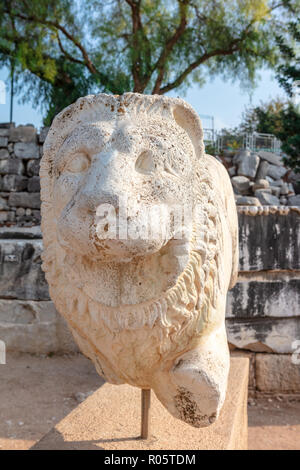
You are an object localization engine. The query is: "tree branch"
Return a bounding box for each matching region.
[158,42,243,94]
[6,2,99,76]
[56,32,84,65]
[152,0,190,94]
[157,16,264,94]
[125,0,146,92]
[3,2,120,92]
[0,39,73,86]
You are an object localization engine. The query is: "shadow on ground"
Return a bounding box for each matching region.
[0,353,300,450]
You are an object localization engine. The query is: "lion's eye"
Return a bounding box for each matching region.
[64,153,90,173]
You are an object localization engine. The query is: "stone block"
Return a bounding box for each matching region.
[39,127,49,144]
[0,311,78,354]
[27,176,40,192]
[230,350,256,390]
[226,317,300,353]
[256,354,300,393]
[280,197,288,205]
[280,183,289,195]
[255,160,269,180]
[0,149,9,159]
[26,159,40,176]
[14,142,39,159]
[32,210,41,223]
[236,196,261,206]
[267,164,287,180]
[288,183,295,195]
[233,149,251,164]
[1,175,28,192]
[9,125,37,143]
[271,178,284,186]
[232,175,250,194]
[226,279,300,319]
[32,357,249,450]
[0,322,58,354]
[0,196,8,210]
[0,159,24,175]
[228,166,236,177]
[0,211,15,224]
[238,211,300,271]
[252,179,269,191]
[0,137,8,147]
[0,299,56,324]
[237,152,260,179]
[8,192,40,209]
[270,186,281,197]
[0,239,50,300]
[288,195,300,206]
[0,225,42,239]
[16,214,40,227]
[255,191,279,205]
[258,150,283,166]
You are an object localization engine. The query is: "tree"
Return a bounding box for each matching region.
[239,99,300,173]
[239,99,285,134]
[275,14,300,97]
[0,0,299,124]
[277,104,300,173]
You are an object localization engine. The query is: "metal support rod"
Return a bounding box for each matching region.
[141,388,151,439]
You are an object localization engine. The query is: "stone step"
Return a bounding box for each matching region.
[32,357,249,450]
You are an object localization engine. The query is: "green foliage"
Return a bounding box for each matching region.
[277,105,300,173]
[239,99,285,134]
[275,8,300,97]
[204,142,217,156]
[0,0,299,123]
[217,128,244,153]
[240,99,300,173]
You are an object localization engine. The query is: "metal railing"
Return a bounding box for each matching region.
[213,131,282,155]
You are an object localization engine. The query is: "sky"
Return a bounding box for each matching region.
[0,66,286,131]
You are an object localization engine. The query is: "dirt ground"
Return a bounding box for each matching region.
[0,353,299,451]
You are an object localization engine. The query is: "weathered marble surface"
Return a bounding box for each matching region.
[0,299,77,354]
[238,211,300,271]
[40,93,239,427]
[0,239,49,300]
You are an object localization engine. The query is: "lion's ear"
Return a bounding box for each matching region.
[172,103,205,158]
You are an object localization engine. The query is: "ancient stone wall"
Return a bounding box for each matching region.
[227,206,300,355]
[0,123,48,228]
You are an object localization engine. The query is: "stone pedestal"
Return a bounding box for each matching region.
[32,357,249,450]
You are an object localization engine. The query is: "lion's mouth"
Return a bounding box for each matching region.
[60,234,191,307]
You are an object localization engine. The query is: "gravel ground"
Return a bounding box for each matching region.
[0,353,299,450]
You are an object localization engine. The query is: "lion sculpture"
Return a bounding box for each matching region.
[40,93,238,428]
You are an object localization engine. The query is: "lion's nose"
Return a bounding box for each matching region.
[78,162,126,214]
[79,185,122,214]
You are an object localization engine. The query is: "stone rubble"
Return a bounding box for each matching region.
[222,148,299,207]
